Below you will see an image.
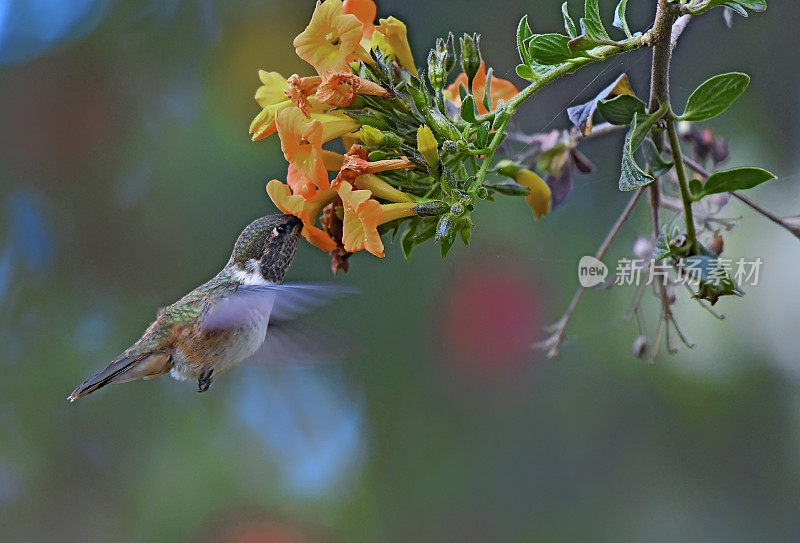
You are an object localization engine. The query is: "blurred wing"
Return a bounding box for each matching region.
[202,283,356,331]
[244,319,349,367]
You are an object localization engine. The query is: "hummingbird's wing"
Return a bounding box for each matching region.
[201,283,355,366]
[201,283,356,331]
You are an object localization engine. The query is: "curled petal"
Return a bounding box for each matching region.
[343,0,376,37]
[515,169,551,220]
[374,17,417,76]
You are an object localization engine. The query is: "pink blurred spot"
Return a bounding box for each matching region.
[438,261,542,377]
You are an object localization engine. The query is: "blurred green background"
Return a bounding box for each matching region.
[2,1,800,541]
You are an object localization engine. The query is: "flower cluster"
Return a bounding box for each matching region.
[250,0,544,271]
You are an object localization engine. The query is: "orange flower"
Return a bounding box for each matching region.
[343,0,376,37]
[284,74,322,117]
[293,0,365,74]
[331,145,415,196]
[275,107,329,197]
[445,61,519,115]
[315,70,391,108]
[337,181,385,257]
[267,180,338,251]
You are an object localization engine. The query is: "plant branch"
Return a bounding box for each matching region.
[535,188,644,358]
[681,155,800,240]
[470,35,647,195]
[665,117,698,249]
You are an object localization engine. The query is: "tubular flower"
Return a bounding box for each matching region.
[275,107,329,196]
[293,0,365,74]
[373,17,417,76]
[445,61,519,115]
[337,181,385,257]
[249,71,293,141]
[337,181,420,257]
[267,180,338,251]
[315,70,391,108]
[343,0,376,37]
[515,169,551,220]
[313,109,362,142]
[331,145,415,197]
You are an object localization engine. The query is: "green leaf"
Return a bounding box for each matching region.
[460,95,479,123]
[567,74,635,135]
[700,167,776,195]
[618,110,664,191]
[483,69,493,112]
[568,18,613,52]
[698,0,766,14]
[529,33,574,65]
[613,0,632,37]
[584,0,602,24]
[515,64,536,81]
[679,72,750,121]
[562,2,578,37]
[641,138,673,176]
[597,94,646,124]
[516,15,534,65]
[653,220,681,260]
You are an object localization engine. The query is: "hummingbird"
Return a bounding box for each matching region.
[68,213,347,402]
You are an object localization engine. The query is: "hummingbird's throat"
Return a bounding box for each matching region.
[232,259,271,286]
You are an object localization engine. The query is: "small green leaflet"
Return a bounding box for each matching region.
[529,33,573,65]
[613,0,632,38]
[562,2,577,37]
[698,167,776,196]
[516,15,533,65]
[679,72,750,121]
[618,108,665,191]
[597,94,646,124]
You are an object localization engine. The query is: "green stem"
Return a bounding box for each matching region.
[469,34,647,195]
[665,114,698,250]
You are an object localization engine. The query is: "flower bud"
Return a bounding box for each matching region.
[665,286,677,305]
[632,234,654,260]
[707,234,724,256]
[360,125,386,148]
[416,125,440,173]
[459,33,482,89]
[427,50,447,90]
[413,200,449,217]
[632,335,648,358]
[440,33,456,73]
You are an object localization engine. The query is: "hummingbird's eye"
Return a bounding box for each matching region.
[273,224,288,237]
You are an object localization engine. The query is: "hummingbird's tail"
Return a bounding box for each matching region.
[68,351,171,402]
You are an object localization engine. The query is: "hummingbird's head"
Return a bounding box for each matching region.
[228,214,303,284]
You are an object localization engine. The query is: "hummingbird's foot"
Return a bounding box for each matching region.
[198,369,214,392]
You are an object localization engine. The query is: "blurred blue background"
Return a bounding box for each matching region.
[2,0,800,541]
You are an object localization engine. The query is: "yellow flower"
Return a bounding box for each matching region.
[275,107,329,197]
[416,125,439,170]
[373,16,417,76]
[267,180,338,251]
[293,0,364,74]
[515,169,551,220]
[313,109,362,142]
[249,71,293,141]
